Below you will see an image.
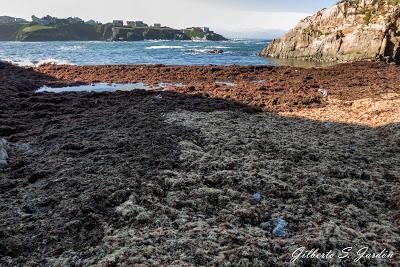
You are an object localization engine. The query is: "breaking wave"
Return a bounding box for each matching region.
[145,45,184,50]
[2,58,74,67]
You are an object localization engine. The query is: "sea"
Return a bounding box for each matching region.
[0,39,274,67]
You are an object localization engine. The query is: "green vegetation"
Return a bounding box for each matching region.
[183,28,206,39]
[364,10,373,24]
[22,25,56,33]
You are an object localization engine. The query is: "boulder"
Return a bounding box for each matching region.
[208,49,224,54]
[260,0,400,63]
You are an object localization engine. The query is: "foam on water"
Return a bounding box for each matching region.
[145,45,184,50]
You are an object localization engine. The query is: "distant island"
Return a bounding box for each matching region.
[0,15,227,42]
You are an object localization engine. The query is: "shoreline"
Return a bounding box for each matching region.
[0,61,399,266]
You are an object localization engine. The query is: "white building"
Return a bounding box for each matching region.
[113,20,124,27]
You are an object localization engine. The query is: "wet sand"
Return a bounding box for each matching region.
[0,61,399,266]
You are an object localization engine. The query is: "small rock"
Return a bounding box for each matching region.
[272,218,289,238]
[208,49,224,54]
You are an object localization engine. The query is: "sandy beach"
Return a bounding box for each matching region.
[0,61,399,266]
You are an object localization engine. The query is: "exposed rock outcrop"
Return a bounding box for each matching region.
[261,0,400,63]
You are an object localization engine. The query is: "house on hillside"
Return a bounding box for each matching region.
[153,23,161,28]
[134,21,146,27]
[15,18,27,23]
[68,17,84,24]
[113,20,124,27]
[127,21,136,27]
[0,16,15,23]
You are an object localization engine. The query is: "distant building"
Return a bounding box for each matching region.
[153,23,161,28]
[202,27,210,33]
[135,21,146,27]
[0,16,17,24]
[68,17,84,24]
[126,21,136,27]
[113,20,124,27]
[126,21,148,27]
[15,18,27,23]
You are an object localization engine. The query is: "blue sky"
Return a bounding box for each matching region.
[3,0,338,38]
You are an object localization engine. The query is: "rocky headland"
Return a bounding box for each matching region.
[261,0,400,63]
[0,61,399,266]
[0,16,227,42]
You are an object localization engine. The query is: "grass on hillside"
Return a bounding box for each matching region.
[22,25,56,33]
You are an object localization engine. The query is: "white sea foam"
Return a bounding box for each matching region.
[145,45,184,50]
[3,58,74,67]
[207,46,229,49]
[60,45,84,51]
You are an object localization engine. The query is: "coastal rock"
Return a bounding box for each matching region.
[208,49,224,54]
[0,138,9,169]
[261,0,400,63]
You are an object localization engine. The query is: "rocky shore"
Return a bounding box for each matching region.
[0,62,399,266]
[261,0,400,63]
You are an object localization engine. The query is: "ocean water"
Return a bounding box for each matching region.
[0,40,273,67]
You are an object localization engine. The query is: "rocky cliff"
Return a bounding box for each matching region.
[261,0,400,63]
[0,23,226,42]
[15,24,112,41]
[104,27,226,41]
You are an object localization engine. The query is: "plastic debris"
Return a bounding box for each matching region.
[318,88,329,97]
[272,218,289,238]
[253,192,262,203]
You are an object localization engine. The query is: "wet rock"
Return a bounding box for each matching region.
[208,49,224,54]
[0,138,9,169]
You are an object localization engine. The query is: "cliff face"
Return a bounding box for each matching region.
[0,23,26,41]
[14,24,113,41]
[111,27,226,41]
[261,0,400,63]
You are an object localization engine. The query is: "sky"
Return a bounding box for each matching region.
[2,0,338,38]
